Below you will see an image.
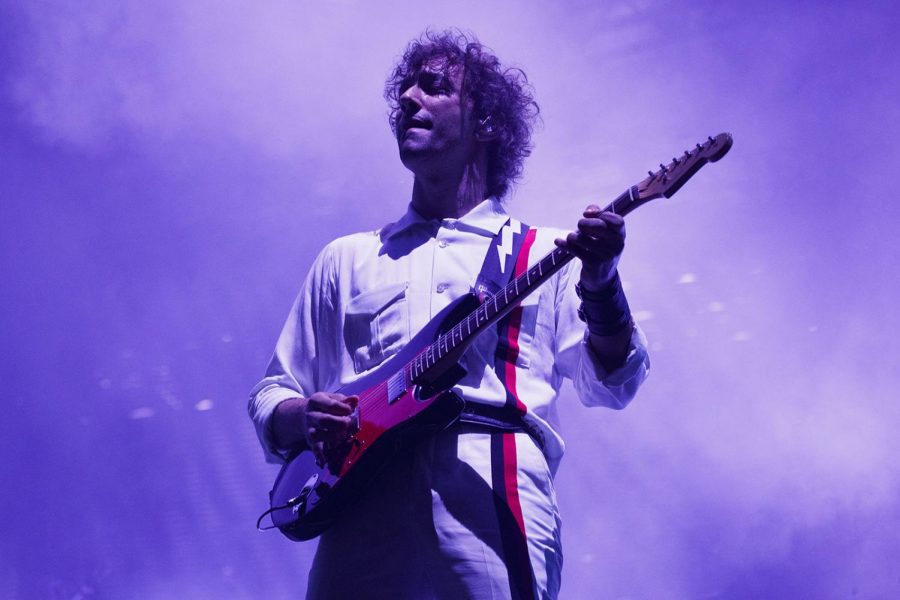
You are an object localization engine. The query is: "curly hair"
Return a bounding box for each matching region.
[385,30,540,199]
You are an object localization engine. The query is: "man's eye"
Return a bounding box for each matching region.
[422,74,450,95]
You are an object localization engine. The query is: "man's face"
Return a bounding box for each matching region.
[395,59,477,174]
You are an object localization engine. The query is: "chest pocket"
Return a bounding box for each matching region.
[343,282,410,374]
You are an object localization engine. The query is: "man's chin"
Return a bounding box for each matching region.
[398,143,430,167]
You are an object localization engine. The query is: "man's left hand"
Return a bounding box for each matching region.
[555,204,625,289]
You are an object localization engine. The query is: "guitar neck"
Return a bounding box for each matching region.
[407,131,734,384]
[408,185,643,383]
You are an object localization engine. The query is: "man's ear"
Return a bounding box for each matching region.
[475,116,498,142]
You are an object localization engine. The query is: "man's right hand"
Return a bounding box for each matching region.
[272,393,358,466]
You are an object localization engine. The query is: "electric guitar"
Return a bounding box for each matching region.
[262,133,733,541]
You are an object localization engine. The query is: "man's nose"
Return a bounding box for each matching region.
[399,85,421,114]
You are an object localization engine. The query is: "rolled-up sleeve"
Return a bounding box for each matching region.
[572,325,649,409]
[553,258,650,409]
[248,244,338,464]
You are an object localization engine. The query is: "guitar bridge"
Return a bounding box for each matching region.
[349,405,360,433]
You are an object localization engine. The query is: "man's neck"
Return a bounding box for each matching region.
[410,159,489,221]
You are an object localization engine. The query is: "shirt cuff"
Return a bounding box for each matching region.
[249,385,304,464]
[576,324,650,409]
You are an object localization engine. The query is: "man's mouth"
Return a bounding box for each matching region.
[403,118,431,131]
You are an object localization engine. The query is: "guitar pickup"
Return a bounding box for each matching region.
[386,370,407,404]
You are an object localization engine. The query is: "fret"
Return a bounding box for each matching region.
[610,188,631,216]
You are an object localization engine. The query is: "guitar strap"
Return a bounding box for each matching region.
[460,218,544,448]
[472,218,529,303]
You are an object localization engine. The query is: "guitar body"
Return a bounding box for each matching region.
[268,293,478,541]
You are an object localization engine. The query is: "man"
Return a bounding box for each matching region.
[250,30,649,599]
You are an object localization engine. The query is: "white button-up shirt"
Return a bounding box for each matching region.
[249,198,649,473]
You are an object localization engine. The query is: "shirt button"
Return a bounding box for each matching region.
[438,240,448,248]
[436,283,448,293]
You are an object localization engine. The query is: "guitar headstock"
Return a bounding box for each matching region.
[636,132,733,201]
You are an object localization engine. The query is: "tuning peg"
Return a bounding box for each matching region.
[659,163,668,172]
[708,135,715,143]
[671,156,680,165]
[696,143,702,151]
[648,170,655,178]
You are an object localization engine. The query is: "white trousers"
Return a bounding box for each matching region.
[306,427,563,599]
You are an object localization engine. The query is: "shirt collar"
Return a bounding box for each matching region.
[383,197,509,240]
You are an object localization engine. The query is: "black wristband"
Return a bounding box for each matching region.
[576,272,633,336]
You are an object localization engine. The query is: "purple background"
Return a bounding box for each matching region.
[2,1,899,598]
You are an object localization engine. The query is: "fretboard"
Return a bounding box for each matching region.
[407,185,642,383]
